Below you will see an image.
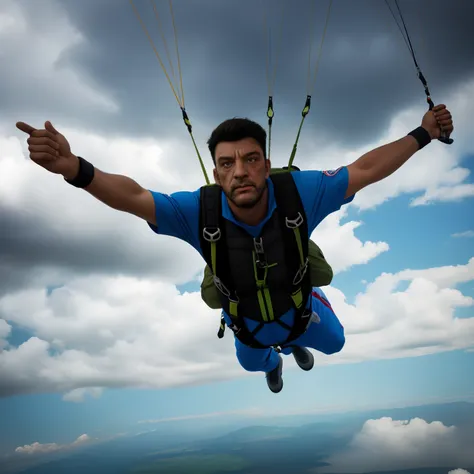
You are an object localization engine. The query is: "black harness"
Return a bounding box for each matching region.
[199,172,313,349]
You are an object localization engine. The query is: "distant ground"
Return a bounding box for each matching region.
[2,401,473,474]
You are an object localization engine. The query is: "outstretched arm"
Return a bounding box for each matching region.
[16,121,156,225]
[72,164,156,225]
[344,104,453,198]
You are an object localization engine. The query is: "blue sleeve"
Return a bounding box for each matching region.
[147,189,202,255]
[292,167,355,234]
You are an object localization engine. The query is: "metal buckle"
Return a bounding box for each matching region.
[203,226,221,242]
[253,237,267,268]
[293,258,309,285]
[213,275,230,297]
[229,323,241,335]
[285,212,304,229]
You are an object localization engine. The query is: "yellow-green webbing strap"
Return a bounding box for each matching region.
[129,0,210,184]
[252,251,276,322]
[181,108,210,184]
[288,0,333,169]
[207,217,238,318]
[293,226,305,267]
[288,224,306,310]
[288,95,311,169]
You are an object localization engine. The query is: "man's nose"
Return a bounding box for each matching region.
[234,158,247,177]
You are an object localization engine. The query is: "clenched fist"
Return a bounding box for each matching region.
[421,104,454,141]
[16,121,79,180]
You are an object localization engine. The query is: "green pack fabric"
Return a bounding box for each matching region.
[200,166,333,310]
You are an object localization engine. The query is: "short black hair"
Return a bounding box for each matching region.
[207,117,267,164]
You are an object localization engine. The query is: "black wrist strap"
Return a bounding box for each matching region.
[65,156,95,188]
[407,126,431,150]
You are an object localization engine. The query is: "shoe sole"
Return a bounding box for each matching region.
[293,350,314,371]
[296,360,314,371]
[266,357,283,393]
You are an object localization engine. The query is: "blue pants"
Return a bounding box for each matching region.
[234,288,345,373]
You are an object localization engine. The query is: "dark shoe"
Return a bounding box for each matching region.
[291,346,314,371]
[265,354,283,393]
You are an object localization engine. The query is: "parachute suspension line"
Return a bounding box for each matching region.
[129,0,210,184]
[288,0,333,169]
[181,107,210,185]
[308,0,332,95]
[385,0,453,145]
[130,0,182,106]
[166,0,210,183]
[383,0,411,54]
[264,2,285,161]
[150,0,180,104]
[169,0,185,108]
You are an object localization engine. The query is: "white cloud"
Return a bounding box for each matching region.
[0,276,240,398]
[412,183,474,206]
[311,207,389,274]
[15,434,91,456]
[62,387,103,403]
[452,231,474,239]
[15,442,61,456]
[0,258,472,399]
[321,258,474,365]
[397,258,474,288]
[320,417,473,473]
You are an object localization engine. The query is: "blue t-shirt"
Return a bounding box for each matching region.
[148,167,354,346]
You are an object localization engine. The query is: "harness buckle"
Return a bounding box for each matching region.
[293,257,309,285]
[285,212,304,229]
[213,275,230,297]
[253,237,267,268]
[229,323,241,335]
[203,226,221,242]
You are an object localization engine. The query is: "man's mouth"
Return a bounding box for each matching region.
[234,185,254,193]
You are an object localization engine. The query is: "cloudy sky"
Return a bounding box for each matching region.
[1,0,474,461]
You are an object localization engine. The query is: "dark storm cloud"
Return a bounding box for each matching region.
[0,206,201,297]
[5,0,474,148]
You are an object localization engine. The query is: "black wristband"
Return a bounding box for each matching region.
[65,156,95,188]
[407,126,431,150]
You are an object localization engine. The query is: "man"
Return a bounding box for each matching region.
[15,104,453,393]
[199,164,335,311]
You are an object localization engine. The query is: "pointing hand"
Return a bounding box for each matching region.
[16,121,79,180]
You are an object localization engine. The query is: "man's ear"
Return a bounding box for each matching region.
[213,167,220,185]
[265,158,271,178]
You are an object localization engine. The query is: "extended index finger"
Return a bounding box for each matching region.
[16,121,37,135]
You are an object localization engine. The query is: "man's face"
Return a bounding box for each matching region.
[213,137,270,209]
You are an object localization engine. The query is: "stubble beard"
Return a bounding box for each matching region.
[227,184,266,209]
